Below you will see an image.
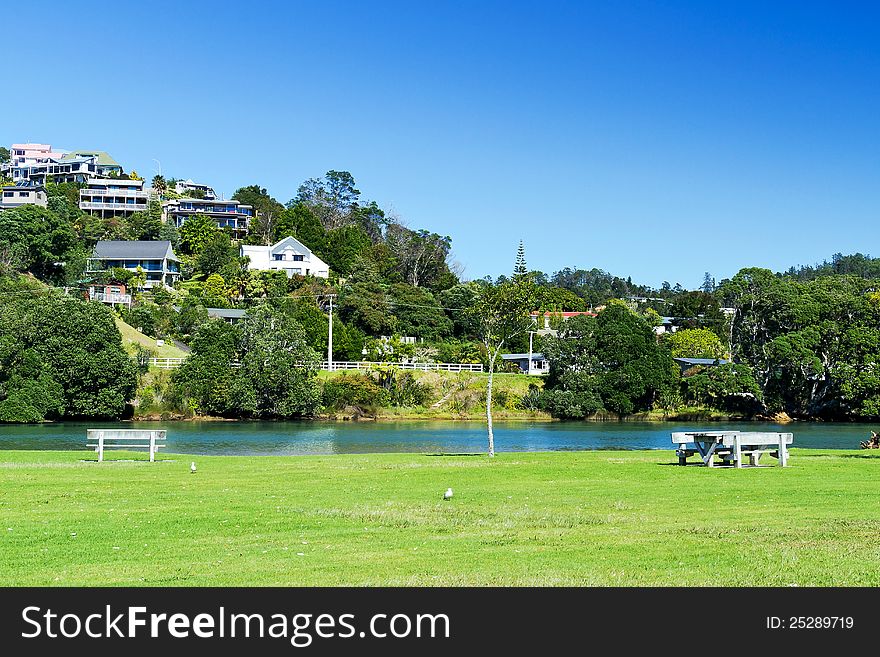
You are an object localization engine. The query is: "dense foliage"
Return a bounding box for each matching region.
[0,280,137,422]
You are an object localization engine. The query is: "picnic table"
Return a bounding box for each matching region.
[671,431,793,468]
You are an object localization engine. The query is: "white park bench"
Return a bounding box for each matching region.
[87,429,167,462]
[671,431,793,468]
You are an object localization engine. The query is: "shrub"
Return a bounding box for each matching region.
[322,373,391,410]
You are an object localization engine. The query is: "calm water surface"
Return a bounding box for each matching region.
[0,420,872,455]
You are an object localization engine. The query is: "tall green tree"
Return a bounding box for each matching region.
[178,214,220,255]
[0,205,79,283]
[0,292,137,421]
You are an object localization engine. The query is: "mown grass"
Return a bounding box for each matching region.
[116,318,188,359]
[1,449,878,586]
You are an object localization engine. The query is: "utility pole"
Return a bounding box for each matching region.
[326,294,336,371]
[528,330,535,375]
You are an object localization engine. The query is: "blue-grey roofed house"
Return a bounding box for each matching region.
[673,357,730,372]
[86,240,180,289]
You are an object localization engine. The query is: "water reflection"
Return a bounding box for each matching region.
[0,420,871,455]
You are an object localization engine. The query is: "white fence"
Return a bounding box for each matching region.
[321,361,484,372]
[148,357,187,369]
[147,357,482,372]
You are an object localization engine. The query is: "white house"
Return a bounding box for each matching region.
[240,236,329,278]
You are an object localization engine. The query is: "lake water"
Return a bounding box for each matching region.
[0,420,873,455]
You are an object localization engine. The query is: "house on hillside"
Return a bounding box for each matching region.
[240,236,330,278]
[0,183,47,211]
[207,308,247,324]
[162,197,252,238]
[86,241,180,289]
[529,310,597,336]
[174,179,216,200]
[80,178,150,218]
[501,352,550,375]
[9,147,124,185]
[87,283,132,307]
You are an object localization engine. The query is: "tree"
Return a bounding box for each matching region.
[195,232,238,276]
[178,214,219,254]
[0,292,137,420]
[514,241,527,277]
[0,147,9,164]
[385,223,453,289]
[666,328,727,359]
[592,304,677,414]
[233,185,284,245]
[152,175,167,195]
[294,171,361,230]
[273,202,327,252]
[0,205,78,283]
[701,272,716,293]
[389,284,453,340]
[171,319,239,416]
[229,305,322,418]
[125,210,162,241]
[466,277,536,456]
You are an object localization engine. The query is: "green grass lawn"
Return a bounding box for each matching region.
[115,318,188,360]
[1,449,878,586]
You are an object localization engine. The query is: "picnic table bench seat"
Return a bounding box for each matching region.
[671,431,793,468]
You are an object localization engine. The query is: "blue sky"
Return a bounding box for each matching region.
[4,1,878,287]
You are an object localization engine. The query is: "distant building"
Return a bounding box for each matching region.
[162,197,252,238]
[673,357,730,372]
[206,308,247,324]
[86,240,180,289]
[530,311,597,330]
[59,150,123,175]
[654,317,679,335]
[87,283,132,307]
[5,143,64,170]
[501,352,549,375]
[80,178,150,217]
[0,183,47,211]
[240,236,330,278]
[174,179,216,200]
[9,148,124,185]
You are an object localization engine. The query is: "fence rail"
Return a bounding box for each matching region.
[147,357,483,372]
[320,361,484,372]
[148,357,187,369]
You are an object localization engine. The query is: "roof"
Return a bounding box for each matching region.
[530,311,597,317]
[2,182,45,191]
[92,240,178,261]
[673,358,731,366]
[59,150,121,168]
[164,198,251,208]
[86,177,143,188]
[501,353,546,361]
[207,308,247,319]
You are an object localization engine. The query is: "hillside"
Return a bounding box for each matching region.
[115,318,188,359]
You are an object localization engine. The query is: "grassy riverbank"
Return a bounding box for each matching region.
[2,449,878,586]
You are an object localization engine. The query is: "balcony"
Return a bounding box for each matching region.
[91,292,132,305]
[80,201,149,212]
[81,188,146,198]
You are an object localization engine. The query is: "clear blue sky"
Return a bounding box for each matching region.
[4,1,878,288]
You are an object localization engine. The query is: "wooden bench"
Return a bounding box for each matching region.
[86,429,167,462]
[671,431,793,468]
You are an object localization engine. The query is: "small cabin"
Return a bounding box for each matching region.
[501,352,549,375]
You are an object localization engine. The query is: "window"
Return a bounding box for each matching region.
[273,254,284,261]
[292,254,304,261]
[3,192,13,197]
